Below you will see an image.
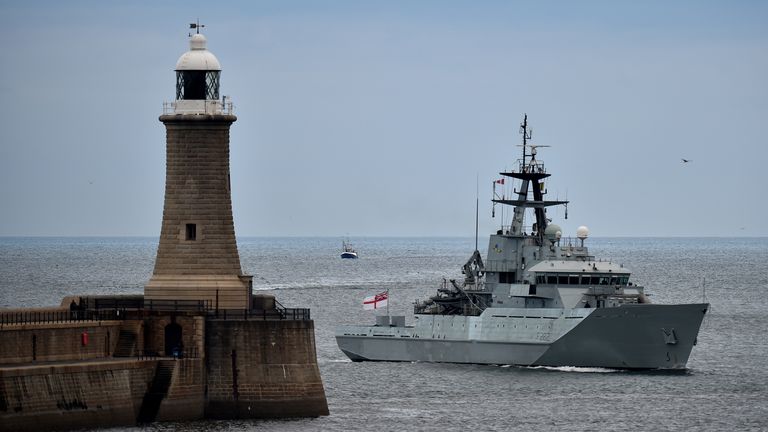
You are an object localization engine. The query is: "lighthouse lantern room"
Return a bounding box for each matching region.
[166,28,230,115]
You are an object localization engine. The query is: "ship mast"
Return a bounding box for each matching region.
[493,115,568,240]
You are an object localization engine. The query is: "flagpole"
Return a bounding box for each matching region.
[475,174,479,252]
[386,289,390,318]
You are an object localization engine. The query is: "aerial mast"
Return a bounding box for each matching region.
[520,114,532,167]
[492,115,568,239]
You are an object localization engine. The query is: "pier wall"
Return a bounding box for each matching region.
[205,319,329,418]
[0,312,328,430]
[0,321,123,365]
[0,360,156,432]
[156,358,206,422]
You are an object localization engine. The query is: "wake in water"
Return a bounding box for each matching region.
[506,365,621,373]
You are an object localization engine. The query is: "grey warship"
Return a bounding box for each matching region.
[335,115,709,369]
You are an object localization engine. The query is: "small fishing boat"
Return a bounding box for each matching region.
[341,240,358,259]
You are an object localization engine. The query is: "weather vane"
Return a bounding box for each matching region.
[189,19,205,36]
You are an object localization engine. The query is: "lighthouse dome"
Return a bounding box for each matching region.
[175,34,221,71]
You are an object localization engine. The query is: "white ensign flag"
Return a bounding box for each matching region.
[363,291,388,310]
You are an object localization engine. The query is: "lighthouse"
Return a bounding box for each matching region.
[145,28,252,310]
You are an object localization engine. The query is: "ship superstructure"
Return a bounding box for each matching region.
[336,116,708,369]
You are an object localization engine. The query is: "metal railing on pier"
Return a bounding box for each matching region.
[208,308,311,321]
[135,347,200,360]
[85,298,211,312]
[0,309,126,328]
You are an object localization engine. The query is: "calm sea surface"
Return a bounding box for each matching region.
[1,237,767,431]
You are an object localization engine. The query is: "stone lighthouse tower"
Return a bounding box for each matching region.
[145,29,251,310]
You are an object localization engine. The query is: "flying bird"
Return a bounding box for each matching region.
[681,159,693,163]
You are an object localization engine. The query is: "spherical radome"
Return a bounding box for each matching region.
[544,224,562,242]
[577,225,590,239]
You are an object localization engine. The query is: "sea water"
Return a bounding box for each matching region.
[1,237,766,431]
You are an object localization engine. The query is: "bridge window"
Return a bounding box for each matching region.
[499,272,516,284]
[536,273,630,285]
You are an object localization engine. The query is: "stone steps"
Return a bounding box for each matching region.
[136,360,176,424]
[113,330,137,357]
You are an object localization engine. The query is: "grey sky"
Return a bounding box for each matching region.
[1,1,766,237]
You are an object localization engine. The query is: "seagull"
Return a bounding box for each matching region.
[681,159,692,163]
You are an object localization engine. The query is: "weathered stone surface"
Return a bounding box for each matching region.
[0,359,157,432]
[146,114,250,309]
[0,321,123,365]
[205,319,329,418]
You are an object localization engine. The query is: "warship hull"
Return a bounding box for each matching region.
[336,303,708,369]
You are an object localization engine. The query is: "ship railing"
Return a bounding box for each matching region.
[495,226,540,242]
[496,224,530,235]
[559,236,589,249]
[511,159,547,174]
[0,308,127,328]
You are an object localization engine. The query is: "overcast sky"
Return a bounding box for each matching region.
[1,1,766,237]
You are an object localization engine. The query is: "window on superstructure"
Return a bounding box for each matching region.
[546,275,557,284]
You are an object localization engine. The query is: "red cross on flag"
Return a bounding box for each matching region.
[363,291,388,310]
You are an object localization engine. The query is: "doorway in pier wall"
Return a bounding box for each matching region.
[164,322,183,356]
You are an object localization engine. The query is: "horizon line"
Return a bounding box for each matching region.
[0,235,766,239]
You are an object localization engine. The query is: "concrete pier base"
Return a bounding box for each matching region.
[0,301,328,431]
[205,319,329,418]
